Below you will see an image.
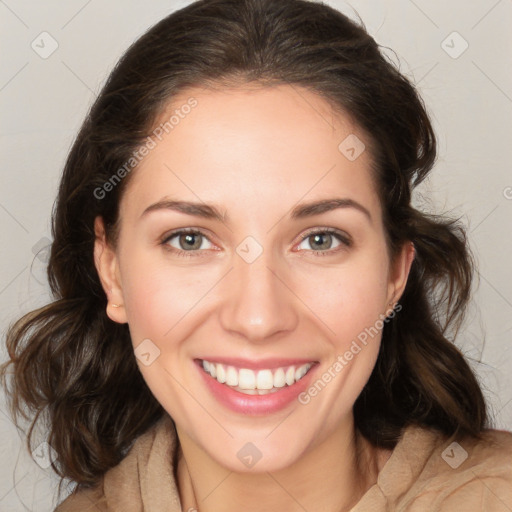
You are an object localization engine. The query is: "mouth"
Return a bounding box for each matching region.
[194,357,318,415]
[198,358,315,395]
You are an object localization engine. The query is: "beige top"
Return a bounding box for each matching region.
[55,414,512,511]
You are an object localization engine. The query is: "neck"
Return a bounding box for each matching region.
[175,416,386,512]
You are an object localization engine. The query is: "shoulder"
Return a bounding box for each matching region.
[54,483,108,512]
[395,426,512,511]
[54,415,174,512]
[433,428,512,511]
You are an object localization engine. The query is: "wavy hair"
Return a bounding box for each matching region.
[1,0,487,493]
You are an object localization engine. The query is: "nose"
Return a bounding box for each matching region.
[219,248,299,344]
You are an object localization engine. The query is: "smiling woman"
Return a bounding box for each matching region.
[1,0,512,511]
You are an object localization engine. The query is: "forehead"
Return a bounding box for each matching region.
[121,84,380,220]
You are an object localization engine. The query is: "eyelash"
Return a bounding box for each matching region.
[160,227,352,258]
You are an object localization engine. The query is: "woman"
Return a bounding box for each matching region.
[2,0,511,510]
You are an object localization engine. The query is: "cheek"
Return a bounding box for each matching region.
[293,249,390,346]
[117,253,210,414]
[117,247,206,345]
[293,252,390,418]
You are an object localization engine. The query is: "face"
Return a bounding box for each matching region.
[94,84,413,473]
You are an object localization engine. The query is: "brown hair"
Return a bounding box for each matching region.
[1,0,488,493]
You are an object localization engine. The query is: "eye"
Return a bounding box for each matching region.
[160,227,352,258]
[296,228,351,256]
[161,229,214,257]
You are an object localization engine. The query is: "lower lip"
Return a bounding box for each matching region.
[195,360,317,415]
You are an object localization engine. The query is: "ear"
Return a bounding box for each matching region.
[386,240,415,311]
[93,216,127,324]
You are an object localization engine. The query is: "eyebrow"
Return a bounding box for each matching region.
[140,197,372,223]
[291,198,371,222]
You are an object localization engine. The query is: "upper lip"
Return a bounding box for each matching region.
[196,357,318,371]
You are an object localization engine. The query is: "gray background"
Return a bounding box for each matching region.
[1,0,511,509]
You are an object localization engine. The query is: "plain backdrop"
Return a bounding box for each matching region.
[1,0,511,510]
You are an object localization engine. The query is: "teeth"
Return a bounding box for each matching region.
[238,388,258,395]
[256,369,274,390]
[216,364,226,384]
[273,368,286,388]
[295,365,308,381]
[201,360,314,390]
[285,366,295,386]
[226,366,238,386]
[238,368,256,389]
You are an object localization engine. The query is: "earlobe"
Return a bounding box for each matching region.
[93,216,128,324]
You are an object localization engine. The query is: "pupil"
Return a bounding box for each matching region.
[312,233,330,250]
[181,233,200,250]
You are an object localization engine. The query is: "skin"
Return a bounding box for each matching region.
[94,83,415,512]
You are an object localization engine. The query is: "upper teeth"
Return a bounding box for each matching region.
[201,360,313,390]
